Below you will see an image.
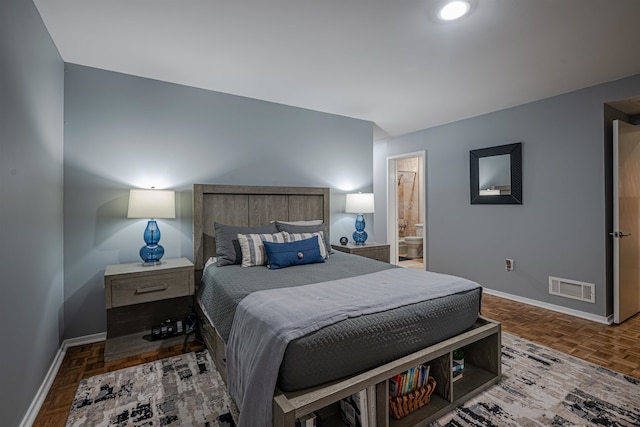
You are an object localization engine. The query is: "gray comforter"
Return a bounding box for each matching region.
[198,251,395,342]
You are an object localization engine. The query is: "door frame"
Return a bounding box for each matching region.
[387,151,427,268]
[609,119,620,324]
[613,119,621,323]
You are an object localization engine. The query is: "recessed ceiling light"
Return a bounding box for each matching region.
[438,1,471,21]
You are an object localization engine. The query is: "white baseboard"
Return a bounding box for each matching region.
[20,332,106,427]
[483,288,612,325]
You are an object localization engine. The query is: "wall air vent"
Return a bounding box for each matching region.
[549,276,595,303]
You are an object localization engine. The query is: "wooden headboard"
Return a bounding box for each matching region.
[193,184,330,279]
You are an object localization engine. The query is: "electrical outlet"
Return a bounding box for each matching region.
[505,259,514,271]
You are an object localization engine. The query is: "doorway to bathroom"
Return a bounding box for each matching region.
[387,151,426,269]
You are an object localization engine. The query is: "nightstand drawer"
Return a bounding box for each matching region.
[110,271,191,308]
[354,247,388,262]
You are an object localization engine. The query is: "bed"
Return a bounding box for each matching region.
[192,184,495,426]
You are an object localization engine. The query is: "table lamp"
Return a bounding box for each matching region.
[345,192,374,245]
[127,188,176,265]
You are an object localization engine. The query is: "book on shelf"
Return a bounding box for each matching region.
[452,360,464,372]
[453,369,464,382]
[295,412,317,427]
[339,389,369,427]
[452,349,465,371]
[389,363,431,398]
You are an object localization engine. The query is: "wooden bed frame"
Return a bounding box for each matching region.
[192,184,501,427]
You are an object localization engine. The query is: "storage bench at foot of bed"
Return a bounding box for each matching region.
[273,316,501,427]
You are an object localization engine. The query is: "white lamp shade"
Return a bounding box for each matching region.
[345,193,375,214]
[127,189,176,219]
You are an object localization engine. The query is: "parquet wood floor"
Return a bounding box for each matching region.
[482,293,640,378]
[33,294,640,426]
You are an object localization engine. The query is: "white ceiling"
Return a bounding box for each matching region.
[34,0,640,138]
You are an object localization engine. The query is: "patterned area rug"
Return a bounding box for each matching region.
[433,333,640,426]
[65,350,238,427]
[66,334,640,426]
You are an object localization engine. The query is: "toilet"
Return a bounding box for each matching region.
[405,224,423,259]
[398,239,408,257]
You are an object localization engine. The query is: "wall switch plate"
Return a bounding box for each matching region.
[505,259,514,271]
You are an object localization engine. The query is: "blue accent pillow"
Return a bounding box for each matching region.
[263,236,325,270]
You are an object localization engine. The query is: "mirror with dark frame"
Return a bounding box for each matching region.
[470,142,522,204]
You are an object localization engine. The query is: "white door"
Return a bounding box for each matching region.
[613,119,640,323]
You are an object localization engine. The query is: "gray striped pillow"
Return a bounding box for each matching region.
[283,231,328,259]
[237,232,286,267]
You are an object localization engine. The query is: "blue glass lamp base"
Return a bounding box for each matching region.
[140,244,165,266]
[139,219,165,265]
[352,213,368,245]
[352,230,368,245]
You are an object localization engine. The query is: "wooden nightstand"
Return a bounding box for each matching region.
[104,257,195,361]
[331,242,390,263]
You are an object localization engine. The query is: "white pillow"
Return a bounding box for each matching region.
[283,231,328,259]
[237,232,286,267]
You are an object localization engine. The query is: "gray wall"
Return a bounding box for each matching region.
[64,64,374,338]
[374,74,640,319]
[0,0,64,424]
